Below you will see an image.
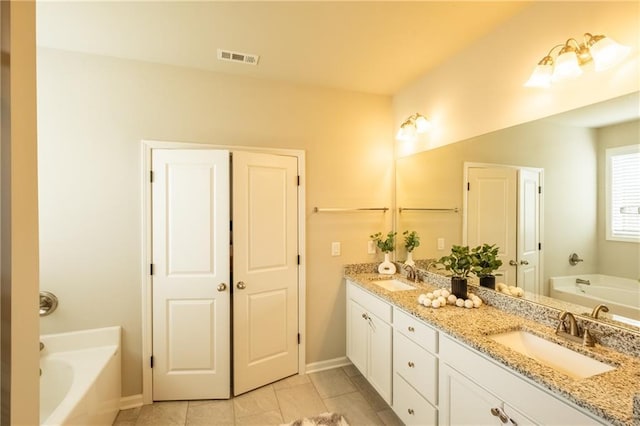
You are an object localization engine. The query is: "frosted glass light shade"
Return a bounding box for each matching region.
[524,63,553,88]
[415,115,431,133]
[552,50,582,81]
[589,37,631,71]
[396,124,417,142]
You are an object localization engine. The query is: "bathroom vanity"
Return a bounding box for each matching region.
[345,266,640,425]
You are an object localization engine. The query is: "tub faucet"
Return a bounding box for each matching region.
[576,278,590,285]
[591,304,609,319]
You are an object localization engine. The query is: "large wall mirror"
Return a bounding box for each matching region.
[396,91,639,329]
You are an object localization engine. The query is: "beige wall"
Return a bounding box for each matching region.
[36,47,394,397]
[393,2,640,154]
[397,119,598,294]
[1,1,40,424]
[596,119,640,279]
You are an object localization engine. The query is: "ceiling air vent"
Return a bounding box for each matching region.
[217,49,260,66]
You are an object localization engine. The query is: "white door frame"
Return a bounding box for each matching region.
[141,139,306,404]
[462,162,544,289]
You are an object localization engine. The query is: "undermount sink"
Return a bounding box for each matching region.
[489,330,616,379]
[371,279,416,292]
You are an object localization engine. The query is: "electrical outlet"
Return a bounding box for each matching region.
[331,242,341,256]
[437,238,445,250]
[367,240,376,254]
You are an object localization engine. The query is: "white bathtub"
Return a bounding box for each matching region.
[40,326,121,426]
[550,274,640,324]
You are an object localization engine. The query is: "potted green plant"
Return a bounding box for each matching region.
[471,243,503,289]
[402,230,420,266]
[370,231,397,275]
[436,245,474,298]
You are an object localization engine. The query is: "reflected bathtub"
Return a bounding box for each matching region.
[40,326,121,426]
[550,274,639,324]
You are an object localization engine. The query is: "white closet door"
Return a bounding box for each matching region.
[152,149,230,400]
[517,169,541,294]
[232,151,299,396]
[467,167,518,286]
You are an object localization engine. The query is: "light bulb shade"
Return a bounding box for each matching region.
[589,36,631,71]
[524,63,553,88]
[396,123,417,142]
[552,48,582,81]
[414,115,431,133]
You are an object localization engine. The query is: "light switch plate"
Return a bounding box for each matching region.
[331,242,341,256]
[367,240,376,254]
[437,238,445,250]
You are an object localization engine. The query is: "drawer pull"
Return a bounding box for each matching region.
[361,313,370,320]
[490,407,509,423]
[408,361,415,368]
[407,408,414,415]
[407,326,415,332]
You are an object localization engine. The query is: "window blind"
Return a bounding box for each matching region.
[609,146,640,240]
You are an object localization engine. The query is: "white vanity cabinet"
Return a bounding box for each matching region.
[392,308,439,425]
[438,334,603,426]
[346,281,392,403]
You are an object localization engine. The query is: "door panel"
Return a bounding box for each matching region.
[518,169,541,294]
[467,167,517,285]
[152,149,230,400]
[233,151,299,395]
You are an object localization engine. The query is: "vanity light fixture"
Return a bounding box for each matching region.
[396,113,431,142]
[524,33,630,88]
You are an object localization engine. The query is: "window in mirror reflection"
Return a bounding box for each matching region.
[606,144,640,242]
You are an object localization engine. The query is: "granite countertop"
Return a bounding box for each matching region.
[344,268,640,426]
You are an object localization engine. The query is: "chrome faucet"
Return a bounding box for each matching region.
[555,311,595,347]
[403,264,418,282]
[591,304,609,319]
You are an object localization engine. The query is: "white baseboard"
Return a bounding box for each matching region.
[120,394,144,410]
[305,356,351,374]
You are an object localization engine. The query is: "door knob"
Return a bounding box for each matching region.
[520,260,529,265]
[509,260,518,266]
[236,281,246,290]
[217,283,227,292]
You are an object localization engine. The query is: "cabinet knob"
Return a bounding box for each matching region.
[217,283,227,292]
[361,313,370,320]
[407,408,414,415]
[237,281,246,290]
[408,361,415,368]
[407,326,415,332]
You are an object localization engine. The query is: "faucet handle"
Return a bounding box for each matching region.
[582,328,596,347]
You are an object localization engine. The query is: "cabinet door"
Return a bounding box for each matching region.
[439,363,502,426]
[346,298,368,376]
[368,313,392,403]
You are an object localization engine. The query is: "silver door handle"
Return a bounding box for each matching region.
[217,283,227,292]
[520,260,529,265]
[509,260,518,266]
[236,281,246,290]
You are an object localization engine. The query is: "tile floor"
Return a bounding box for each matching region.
[113,366,403,426]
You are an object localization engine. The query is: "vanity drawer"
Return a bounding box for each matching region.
[394,330,438,404]
[347,281,392,323]
[393,374,437,426]
[394,307,437,353]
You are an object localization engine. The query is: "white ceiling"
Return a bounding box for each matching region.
[36,1,530,95]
